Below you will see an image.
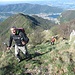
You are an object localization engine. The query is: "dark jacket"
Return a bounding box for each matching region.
[8,30,28,47]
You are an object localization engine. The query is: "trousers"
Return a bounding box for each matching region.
[15,44,28,59]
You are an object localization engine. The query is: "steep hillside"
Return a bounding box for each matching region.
[0,3,63,14]
[0,13,56,46]
[0,13,55,35]
[58,10,75,23]
[51,18,75,39]
[0,13,38,36]
[0,38,75,75]
[32,15,55,29]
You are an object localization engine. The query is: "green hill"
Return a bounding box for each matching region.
[32,15,55,29]
[50,18,75,39]
[0,13,55,48]
[58,10,75,23]
[0,13,36,39]
[0,13,54,36]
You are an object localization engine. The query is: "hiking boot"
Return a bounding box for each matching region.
[25,55,28,59]
[24,54,30,59]
[16,54,22,62]
[25,54,32,61]
[24,52,29,58]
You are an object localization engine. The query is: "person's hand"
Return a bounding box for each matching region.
[22,41,26,45]
[7,47,10,50]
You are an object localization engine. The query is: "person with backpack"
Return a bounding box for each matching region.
[51,36,56,45]
[7,26,29,62]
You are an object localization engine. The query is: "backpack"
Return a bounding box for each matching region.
[51,38,55,42]
[17,28,29,44]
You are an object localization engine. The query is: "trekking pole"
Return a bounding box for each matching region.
[3,42,15,56]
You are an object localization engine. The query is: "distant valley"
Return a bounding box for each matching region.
[0,3,63,23]
[0,2,75,24]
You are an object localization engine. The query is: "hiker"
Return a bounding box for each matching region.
[51,36,56,45]
[7,26,29,62]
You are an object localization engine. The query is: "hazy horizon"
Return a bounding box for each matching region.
[0,0,75,5]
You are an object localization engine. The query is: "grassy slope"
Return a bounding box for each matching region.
[59,10,75,23]
[0,13,36,35]
[0,40,75,75]
[32,15,55,30]
[0,13,55,49]
[0,13,55,40]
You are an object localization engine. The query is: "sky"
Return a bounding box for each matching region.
[0,0,75,5]
[0,0,48,5]
[0,0,46,2]
[0,0,74,3]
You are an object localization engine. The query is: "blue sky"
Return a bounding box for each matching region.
[0,0,49,5]
[0,0,75,5]
[0,0,46,2]
[0,0,49,4]
[0,0,75,2]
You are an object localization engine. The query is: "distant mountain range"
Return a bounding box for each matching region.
[0,0,75,9]
[0,3,63,22]
[0,3,63,14]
